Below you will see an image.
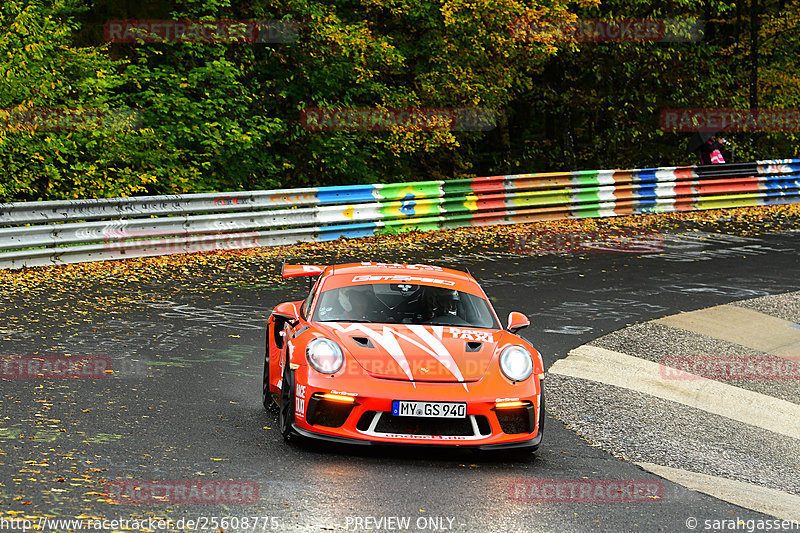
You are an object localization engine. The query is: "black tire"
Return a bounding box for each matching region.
[530,390,544,453]
[511,385,545,458]
[279,364,296,442]
[262,355,277,412]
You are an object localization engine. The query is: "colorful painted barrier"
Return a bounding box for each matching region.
[1,159,798,268]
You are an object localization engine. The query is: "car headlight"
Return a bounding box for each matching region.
[499,345,533,382]
[306,338,344,374]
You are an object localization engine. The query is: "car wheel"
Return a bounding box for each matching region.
[509,387,545,458]
[279,363,296,442]
[262,355,277,412]
[530,391,544,453]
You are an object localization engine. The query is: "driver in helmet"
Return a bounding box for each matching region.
[430,287,460,318]
[338,288,372,321]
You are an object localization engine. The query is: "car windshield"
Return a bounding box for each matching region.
[312,283,499,329]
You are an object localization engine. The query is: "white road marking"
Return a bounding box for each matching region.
[637,462,800,522]
[655,305,800,358]
[548,345,800,440]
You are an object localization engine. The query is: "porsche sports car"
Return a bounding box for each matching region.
[263,262,544,451]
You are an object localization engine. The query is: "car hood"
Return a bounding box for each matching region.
[318,323,500,382]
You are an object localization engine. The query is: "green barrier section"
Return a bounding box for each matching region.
[571,170,602,187]
[377,181,443,202]
[377,214,444,234]
[442,179,484,197]
[571,189,610,204]
[507,189,572,207]
[378,195,443,220]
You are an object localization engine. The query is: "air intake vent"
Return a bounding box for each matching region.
[466,341,482,352]
[351,336,374,348]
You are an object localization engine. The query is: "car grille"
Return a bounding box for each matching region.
[306,397,355,428]
[356,411,491,439]
[495,405,535,434]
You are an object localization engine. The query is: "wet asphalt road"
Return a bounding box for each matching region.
[1,229,799,532]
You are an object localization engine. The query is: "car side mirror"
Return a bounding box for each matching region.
[507,311,530,334]
[273,301,301,324]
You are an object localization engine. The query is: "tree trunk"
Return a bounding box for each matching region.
[749,0,760,111]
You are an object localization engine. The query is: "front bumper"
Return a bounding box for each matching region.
[291,416,543,451]
[289,366,544,449]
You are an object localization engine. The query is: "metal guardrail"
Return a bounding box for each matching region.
[2,159,799,269]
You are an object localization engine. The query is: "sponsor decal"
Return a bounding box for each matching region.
[351,275,456,286]
[295,383,306,417]
[374,433,475,440]
[358,262,443,271]
[446,328,496,343]
[330,390,358,397]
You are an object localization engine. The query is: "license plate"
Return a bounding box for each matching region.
[392,400,466,418]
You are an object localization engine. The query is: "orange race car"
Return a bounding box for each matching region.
[262,262,545,451]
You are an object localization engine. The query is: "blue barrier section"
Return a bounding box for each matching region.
[316,185,378,205]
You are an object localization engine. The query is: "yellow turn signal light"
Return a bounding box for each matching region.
[495,400,529,409]
[318,393,356,403]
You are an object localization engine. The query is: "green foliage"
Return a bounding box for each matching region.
[1,0,799,201]
[0,0,138,200]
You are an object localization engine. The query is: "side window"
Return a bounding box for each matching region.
[273,316,287,349]
[303,276,321,318]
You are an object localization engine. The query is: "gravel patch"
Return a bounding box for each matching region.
[731,290,800,323]
[545,373,800,496]
[588,321,800,405]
